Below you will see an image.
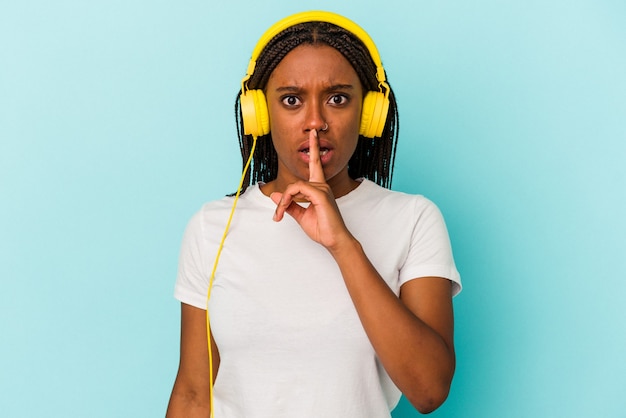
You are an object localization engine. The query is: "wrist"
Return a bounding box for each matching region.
[327,233,363,261]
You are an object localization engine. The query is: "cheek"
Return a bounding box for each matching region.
[268,107,295,139]
[344,107,362,138]
[350,98,363,130]
[269,122,293,152]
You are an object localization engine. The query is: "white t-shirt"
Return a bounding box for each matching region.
[174,179,461,417]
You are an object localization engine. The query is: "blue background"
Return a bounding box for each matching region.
[1,1,625,416]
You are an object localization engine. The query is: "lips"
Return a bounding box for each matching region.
[298,138,333,154]
[300,147,330,156]
[297,139,333,164]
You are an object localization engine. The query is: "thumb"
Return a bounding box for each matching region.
[270,191,283,205]
[270,191,286,222]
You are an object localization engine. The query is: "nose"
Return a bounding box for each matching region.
[303,101,326,132]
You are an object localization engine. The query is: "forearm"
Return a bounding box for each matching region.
[329,237,455,412]
[166,381,211,418]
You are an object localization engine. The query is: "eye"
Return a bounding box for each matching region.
[328,94,349,106]
[281,95,301,107]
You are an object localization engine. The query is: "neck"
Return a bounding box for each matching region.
[260,173,360,200]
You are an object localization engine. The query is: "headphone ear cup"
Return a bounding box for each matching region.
[240,89,270,138]
[359,91,389,138]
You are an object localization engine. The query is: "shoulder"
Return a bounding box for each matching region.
[184,183,274,234]
[350,179,439,215]
[194,184,264,216]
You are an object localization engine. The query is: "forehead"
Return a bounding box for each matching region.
[267,44,359,86]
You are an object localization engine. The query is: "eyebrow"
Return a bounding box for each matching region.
[274,84,356,93]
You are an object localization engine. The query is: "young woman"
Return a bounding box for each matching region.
[167,11,461,418]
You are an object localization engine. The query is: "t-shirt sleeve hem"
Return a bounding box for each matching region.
[399,265,462,297]
[173,284,208,310]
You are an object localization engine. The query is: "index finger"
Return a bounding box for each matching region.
[308,129,326,183]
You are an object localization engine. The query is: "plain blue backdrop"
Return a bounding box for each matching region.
[1,0,625,417]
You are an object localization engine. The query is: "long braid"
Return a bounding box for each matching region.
[234,21,399,193]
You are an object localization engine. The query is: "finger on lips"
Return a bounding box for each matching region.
[273,129,327,222]
[308,129,325,183]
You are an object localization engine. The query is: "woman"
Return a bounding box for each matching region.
[167,11,461,417]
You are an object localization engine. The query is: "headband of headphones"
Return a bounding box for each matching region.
[240,10,390,139]
[243,10,387,86]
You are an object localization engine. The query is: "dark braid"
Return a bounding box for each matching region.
[234,21,399,193]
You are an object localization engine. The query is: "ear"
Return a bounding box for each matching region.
[241,89,270,138]
[359,90,389,138]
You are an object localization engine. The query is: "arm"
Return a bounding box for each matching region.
[166,303,219,418]
[331,239,455,413]
[271,129,455,413]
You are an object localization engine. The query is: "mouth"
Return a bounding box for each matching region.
[300,147,330,156]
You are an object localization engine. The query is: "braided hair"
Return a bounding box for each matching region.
[234,21,399,193]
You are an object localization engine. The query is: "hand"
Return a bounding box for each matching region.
[270,129,353,250]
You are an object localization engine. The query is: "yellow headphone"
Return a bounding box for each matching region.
[240,10,390,139]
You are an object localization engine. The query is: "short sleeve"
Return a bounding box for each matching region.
[398,198,462,296]
[174,210,211,309]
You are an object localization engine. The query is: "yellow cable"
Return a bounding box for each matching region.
[206,137,258,417]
